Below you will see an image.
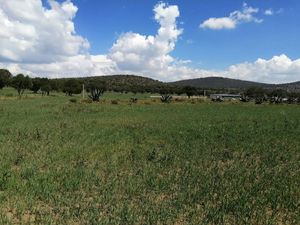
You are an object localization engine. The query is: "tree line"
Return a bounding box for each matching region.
[0,69,217,98]
[1,68,300,103]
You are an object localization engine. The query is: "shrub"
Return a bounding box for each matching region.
[130,97,138,103]
[5,93,14,97]
[255,97,264,104]
[240,96,250,102]
[212,97,223,102]
[69,98,77,103]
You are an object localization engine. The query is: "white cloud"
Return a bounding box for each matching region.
[0,55,116,78]
[0,1,299,84]
[226,55,300,84]
[264,9,274,16]
[200,17,236,30]
[200,3,262,30]
[265,8,284,16]
[108,3,183,80]
[0,0,89,63]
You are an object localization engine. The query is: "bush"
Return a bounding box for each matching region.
[255,97,264,104]
[69,98,77,103]
[63,79,82,96]
[240,96,250,102]
[111,100,119,105]
[130,97,138,103]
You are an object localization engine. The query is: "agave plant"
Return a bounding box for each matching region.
[255,97,264,104]
[269,96,282,104]
[86,81,106,102]
[160,95,172,103]
[240,95,250,102]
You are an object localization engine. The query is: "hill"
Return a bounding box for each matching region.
[275,81,300,92]
[47,74,300,93]
[53,75,165,93]
[170,77,270,89]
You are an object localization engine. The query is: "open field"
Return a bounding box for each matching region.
[0,88,299,224]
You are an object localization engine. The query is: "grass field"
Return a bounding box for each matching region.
[0,88,299,224]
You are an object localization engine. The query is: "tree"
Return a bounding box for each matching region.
[0,69,12,89]
[49,79,61,92]
[11,74,32,96]
[245,87,266,98]
[63,79,82,96]
[86,80,106,101]
[269,89,287,98]
[183,86,197,98]
[30,78,42,93]
[174,87,184,96]
[40,78,52,96]
[0,80,4,90]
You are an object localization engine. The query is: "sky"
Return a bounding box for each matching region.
[0,0,300,83]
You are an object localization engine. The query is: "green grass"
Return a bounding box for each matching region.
[0,88,299,224]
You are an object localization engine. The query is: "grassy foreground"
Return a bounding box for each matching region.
[0,90,299,224]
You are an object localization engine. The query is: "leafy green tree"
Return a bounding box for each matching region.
[183,86,197,98]
[0,79,5,90]
[11,74,32,96]
[269,89,287,98]
[30,78,42,93]
[245,87,266,98]
[0,69,12,89]
[40,78,52,96]
[63,79,82,96]
[49,79,61,92]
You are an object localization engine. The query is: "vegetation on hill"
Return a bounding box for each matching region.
[170,77,269,89]
[0,68,300,103]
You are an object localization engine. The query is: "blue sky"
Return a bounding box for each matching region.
[66,0,300,70]
[1,0,300,83]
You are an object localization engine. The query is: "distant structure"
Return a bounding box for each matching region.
[210,94,241,101]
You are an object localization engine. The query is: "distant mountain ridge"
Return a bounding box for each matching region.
[50,74,300,91]
[170,77,270,89]
[170,77,300,90]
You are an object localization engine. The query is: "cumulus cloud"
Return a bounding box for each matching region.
[108,3,183,80]
[0,0,89,63]
[0,55,116,78]
[0,1,188,81]
[200,17,236,30]
[226,55,300,84]
[200,3,262,30]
